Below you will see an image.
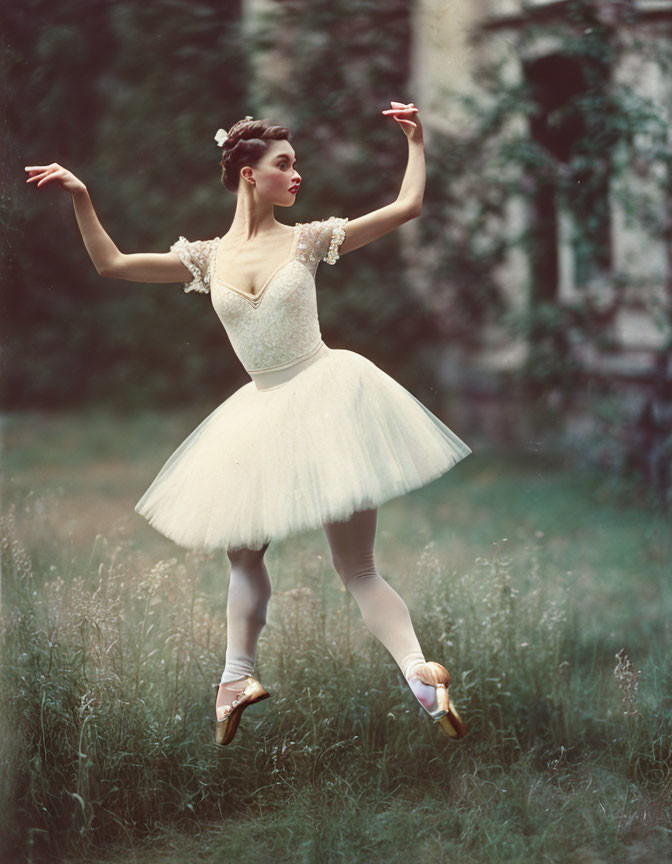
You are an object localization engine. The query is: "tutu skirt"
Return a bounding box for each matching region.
[134,342,472,551]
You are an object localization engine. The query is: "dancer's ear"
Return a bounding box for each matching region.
[240,166,255,186]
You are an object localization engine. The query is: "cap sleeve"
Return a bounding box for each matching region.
[169,236,219,294]
[319,216,348,264]
[298,216,348,267]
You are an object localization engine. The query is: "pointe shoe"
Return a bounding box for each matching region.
[406,660,469,739]
[214,675,271,746]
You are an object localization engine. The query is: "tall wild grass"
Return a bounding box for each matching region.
[0,488,670,863]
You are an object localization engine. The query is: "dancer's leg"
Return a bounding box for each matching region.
[323,508,427,681]
[220,542,272,685]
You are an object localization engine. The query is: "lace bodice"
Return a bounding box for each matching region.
[170,217,348,374]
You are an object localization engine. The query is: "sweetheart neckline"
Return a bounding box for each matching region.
[210,224,301,304]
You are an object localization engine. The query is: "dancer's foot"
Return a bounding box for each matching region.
[214,675,271,746]
[405,660,469,739]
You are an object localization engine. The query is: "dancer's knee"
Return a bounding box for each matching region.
[331,548,378,586]
[325,507,378,586]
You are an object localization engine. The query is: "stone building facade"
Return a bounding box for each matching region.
[411,0,671,389]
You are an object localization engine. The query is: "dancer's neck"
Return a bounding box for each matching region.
[227,185,281,241]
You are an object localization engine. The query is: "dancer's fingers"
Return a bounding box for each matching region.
[25,170,50,183]
[37,169,62,187]
[381,107,418,115]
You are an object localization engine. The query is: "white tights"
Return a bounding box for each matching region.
[220,507,426,685]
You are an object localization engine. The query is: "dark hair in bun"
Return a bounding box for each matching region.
[219,116,291,193]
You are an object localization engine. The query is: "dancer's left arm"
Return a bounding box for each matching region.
[338,101,424,257]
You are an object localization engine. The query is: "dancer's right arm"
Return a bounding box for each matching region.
[24,163,190,284]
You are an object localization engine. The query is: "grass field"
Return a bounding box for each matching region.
[1,408,670,864]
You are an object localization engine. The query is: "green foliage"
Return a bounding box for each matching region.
[3,0,251,410]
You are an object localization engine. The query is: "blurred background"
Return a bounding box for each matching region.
[1,2,671,863]
[2,0,670,502]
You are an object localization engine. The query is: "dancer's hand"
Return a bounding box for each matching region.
[24,163,87,195]
[381,101,423,144]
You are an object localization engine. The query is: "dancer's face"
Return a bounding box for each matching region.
[241,139,302,206]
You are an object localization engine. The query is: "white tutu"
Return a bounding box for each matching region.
[137,217,473,551]
[134,342,472,552]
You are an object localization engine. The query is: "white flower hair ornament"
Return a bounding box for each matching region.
[214,116,254,148]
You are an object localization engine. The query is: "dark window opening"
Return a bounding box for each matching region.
[523,52,613,295]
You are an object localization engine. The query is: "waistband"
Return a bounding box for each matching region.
[248,341,330,391]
